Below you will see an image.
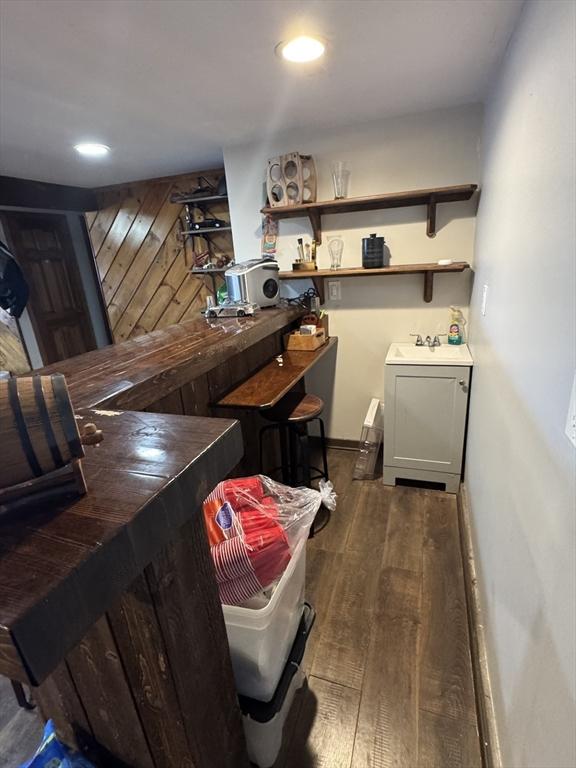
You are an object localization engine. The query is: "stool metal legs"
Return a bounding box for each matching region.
[279,424,290,484]
[298,424,312,487]
[258,417,329,487]
[11,680,35,710]
[258,424,274,476]
[318,417,329,481]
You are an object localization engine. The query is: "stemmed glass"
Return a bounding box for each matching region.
[328,235,344,270]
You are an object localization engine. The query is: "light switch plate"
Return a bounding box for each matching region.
[481,284,489,316]
[327,280,341,301]
[565,373,576,448]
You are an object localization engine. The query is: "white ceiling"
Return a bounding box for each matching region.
[0,0,523,188]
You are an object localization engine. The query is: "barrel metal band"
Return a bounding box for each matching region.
[33,375,64,468]
[7,377,43,478]
[51,375,83,458]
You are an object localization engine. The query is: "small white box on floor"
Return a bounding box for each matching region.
[222,537,306,701]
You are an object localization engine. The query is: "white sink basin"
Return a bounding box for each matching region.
[386,342,473,366]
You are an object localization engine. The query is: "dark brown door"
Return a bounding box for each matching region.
[2,213,96,364]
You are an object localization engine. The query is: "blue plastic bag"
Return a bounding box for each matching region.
[19,720,96,768]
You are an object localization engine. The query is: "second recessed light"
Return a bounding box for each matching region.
[278,36,326,63]
[74,142,110,158]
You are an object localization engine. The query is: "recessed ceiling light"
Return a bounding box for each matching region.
[278,35,326,63]
[74,142,110,158]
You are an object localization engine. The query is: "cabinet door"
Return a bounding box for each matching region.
[384,365,470,475]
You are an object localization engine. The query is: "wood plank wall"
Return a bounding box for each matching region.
[87,169,233,343]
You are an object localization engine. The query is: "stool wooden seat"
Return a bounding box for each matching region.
[264,393,324,424]
[259,390,330,536]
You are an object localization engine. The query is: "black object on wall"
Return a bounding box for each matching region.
[0,240,28,318]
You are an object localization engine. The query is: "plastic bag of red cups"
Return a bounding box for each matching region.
[203,475,336,605]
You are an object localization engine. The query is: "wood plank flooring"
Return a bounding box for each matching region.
[274,449,482,768]
[0,448,481,768]
[0,677,42,767]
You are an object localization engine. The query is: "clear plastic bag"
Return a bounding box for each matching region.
[204,476,336,605]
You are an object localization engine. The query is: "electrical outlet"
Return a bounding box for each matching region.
[565,374,576,448]
[481,284,489,316]
[328,280,341,301]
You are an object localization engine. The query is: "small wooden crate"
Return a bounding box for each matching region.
[284,328,326,351]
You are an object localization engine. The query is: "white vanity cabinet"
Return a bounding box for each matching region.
[383,356,472,493]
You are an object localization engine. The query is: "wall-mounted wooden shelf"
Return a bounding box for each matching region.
[171,193,228,205]
[279,261,471,304]
[181,225,232,236]
[190,266,227,301]
[262,184,477,243]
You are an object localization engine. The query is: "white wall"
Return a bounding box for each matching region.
[466,2,576,766]
[224,104,481,439]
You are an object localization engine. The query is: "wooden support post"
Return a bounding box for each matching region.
[426,197,437,238]
[423,271,434,303]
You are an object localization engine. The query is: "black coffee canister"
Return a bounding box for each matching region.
[362,233,390,269]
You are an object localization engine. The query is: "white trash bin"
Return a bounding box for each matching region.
[240,605,314,768]
[222,536,306,701]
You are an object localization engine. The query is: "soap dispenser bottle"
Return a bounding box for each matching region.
[448,306,465,345]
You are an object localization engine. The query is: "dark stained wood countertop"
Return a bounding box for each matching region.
[217,337,338,409]
[0,409,243,685]
[1,308,305,685]
[39,306,304,411]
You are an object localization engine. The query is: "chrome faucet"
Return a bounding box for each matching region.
[426,335,447,347]
[411,334,446,347]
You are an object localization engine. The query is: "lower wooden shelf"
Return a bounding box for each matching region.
[278,261,471,303]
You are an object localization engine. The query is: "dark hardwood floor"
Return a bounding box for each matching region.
[0,678,42,767]
[275,448,482,768]
[0,448,481,768]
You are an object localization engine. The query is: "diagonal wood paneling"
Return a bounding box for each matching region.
[87,169,233,342]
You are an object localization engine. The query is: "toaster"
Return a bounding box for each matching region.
[225,258,280,307]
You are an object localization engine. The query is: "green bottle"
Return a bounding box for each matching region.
[448,306,465,345]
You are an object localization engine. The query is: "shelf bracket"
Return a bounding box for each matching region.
[312,276,325,304]
[423,271,434,303]
[426,196,437,238]
[308,211,322,245]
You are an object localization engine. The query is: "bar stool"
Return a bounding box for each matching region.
[258,392,329,488]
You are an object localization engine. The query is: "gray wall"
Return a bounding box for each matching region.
[465,2,576,766]
[65,213,110,349]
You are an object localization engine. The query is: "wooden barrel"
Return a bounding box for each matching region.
[0,374,84,489]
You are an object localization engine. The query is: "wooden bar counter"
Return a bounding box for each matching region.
[0,307,304,768]
[39,306,304,411]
